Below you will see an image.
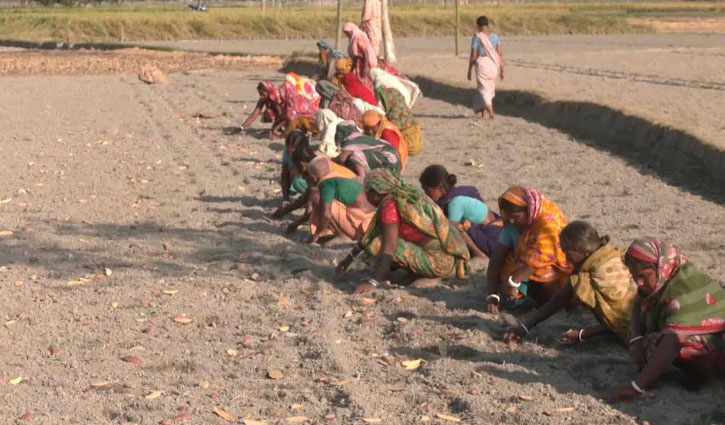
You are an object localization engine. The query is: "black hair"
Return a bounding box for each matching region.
[419,164,457,190]
[560,221,610,254]
[476,16,489,27]
[498,198,527,214]
[291,145,316,166]
[285,130,309,148]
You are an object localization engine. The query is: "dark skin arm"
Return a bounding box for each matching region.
[272,188,309,219]
[497,44,504,80]
[241,98,265,128]
[309,201,333,244]
[485,244,508,314]
[503,283,574,343]
[269,118,287,140]
[354,222,398,294]
[467,48,478,81]
[286,211,311,235]
[451,221,487,259]
[280,163,291,202]
[628,301,647,367]
[609,332,683,403]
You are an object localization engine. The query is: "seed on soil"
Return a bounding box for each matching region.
[121,356,143,365]
[212,406,236,422]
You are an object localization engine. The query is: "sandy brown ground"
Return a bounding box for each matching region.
[0,49,724,425]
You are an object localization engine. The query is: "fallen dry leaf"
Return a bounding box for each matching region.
[361,297,377,304]
[200,380,211,389]
[279,326,290,332]
[227,348,238,357]
[286,417,307,423]
[243,419,267,425]
[0,230,14,237]
[291,403,303,410]
[172,315,193,324]
[90,381,111,389]
[330,379,351,387]
[435,413,462,423]
[9,377,22,385]
[505,406,517,413]
[402,359,422,370]
[121,356,143,366]
[67,280,84,286]
[396,317,408,323]
[518,395,534,402]
[343,310,353,318]
[267,369,284,380]
[362,418,382,423]
[163,290,178,295]
[105,268,113,277]
[19,411,34,421]
[145,390,163,400]
[420,416,430,422]
[212,406,236,422]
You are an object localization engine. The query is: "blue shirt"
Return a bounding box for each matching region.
[498,224,520,248]
[471,33,500,57]
[447,195,489,225]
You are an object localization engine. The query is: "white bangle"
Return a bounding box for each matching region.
[630,380,645,394]
[628,335,644,345]
[486,294,500,304]
[519,323,529,335]
[578,329,585,342]
[507,276,521,288]
[368,278,380,288]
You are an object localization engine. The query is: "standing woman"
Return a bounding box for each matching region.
[467,16,503,119]
[344,22,378,80]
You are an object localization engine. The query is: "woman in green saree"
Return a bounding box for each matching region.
[609,237,725,402]
[335,169,470,294]
[375,86,423,156]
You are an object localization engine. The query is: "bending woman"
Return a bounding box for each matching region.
[376,85,423,156]
[307,156,376,245]
[485,187,572,314]
[467,15,503,119]
[336,127,402,179]
[361,110,408,172]
[240,81,285,136]
[336,169,471,294]
[503,221,637,346]
[609,237,725,402]
[343,22,378,79]
[419,164,502,258]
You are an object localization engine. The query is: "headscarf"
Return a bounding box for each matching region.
[361,110,407,170]
[317,40,347,59]
[498,186,571,284]
[258,81,282,106]
[361,110,383,129]
[626,237,688,300]
[375,86,416,130]
[626,238,725,349]
[316,80,340,103]
[499,186,543,226]
[370,68,421,108]
[344,22,378,70]
[281,73,321,122]
[362,169,470,279]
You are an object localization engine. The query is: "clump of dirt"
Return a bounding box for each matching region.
[0,47,282,76]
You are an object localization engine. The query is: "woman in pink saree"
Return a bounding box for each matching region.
[344,22,378,80]
[467,16,504,119]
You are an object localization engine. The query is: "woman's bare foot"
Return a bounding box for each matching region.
[410,277,442,288]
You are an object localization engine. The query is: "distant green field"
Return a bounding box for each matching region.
[0,2,721,42]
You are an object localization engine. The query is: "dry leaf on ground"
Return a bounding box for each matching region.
[402,359,422,370]
[243,419,267,425]
[145,390,163,400]
[435,413,462,423]
[267,369,284,380]
[362,418,383,423]
[9,377,22,385]
[212,406,236,422]
[286,417,307,423]
[172,315,193,324]
[121,356,143,365]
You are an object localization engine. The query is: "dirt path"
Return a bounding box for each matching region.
[1,66,724,424]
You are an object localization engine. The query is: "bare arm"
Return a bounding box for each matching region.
[497,43,504,79]
[467,48,478,80]
[241,98,265,128]
[354,222,398,294]
[451,221,487,259]
[310,201,333,244]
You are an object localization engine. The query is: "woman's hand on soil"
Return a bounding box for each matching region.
[503,328,523,345]
[558,328,582,345]
[500,67,505,80]
[467,71,472,81]
[353,282,377,294]
[485,301,499,315]
[502,284,518,299]
[285,222,299,234]
[608,385,640,403]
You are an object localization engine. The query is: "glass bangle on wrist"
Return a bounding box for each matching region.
[486,294,500,304]
[368,278,381,288]
[630,380,645,394]
[578,329,585,342]
[519,323,529,335]
[508,275,521,288]
[628,335,644,345]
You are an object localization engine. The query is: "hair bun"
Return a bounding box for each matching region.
[448,174,458,187]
